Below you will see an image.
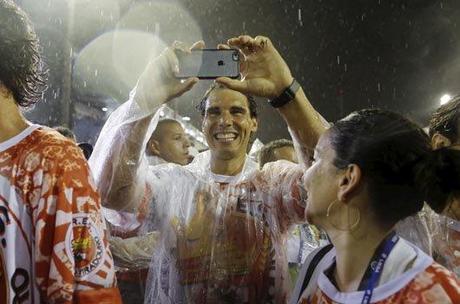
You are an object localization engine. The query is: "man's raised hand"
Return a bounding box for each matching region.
[135,40,205,108]
[216,35,293,99]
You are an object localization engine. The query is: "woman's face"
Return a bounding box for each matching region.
[302,132,342,227]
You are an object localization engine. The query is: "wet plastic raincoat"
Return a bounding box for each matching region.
[89,87,317,304]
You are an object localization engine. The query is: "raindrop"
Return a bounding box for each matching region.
[377,83,381,92]
[337,55,340,65]
[94,69,98,77]
[440,2,444,9]
[298,9,303,26]
[83,81,87,88]
[377,56,380,63]
[344,63,348,72]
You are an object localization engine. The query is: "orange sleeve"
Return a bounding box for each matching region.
[427,263,460,302]
[258,161,305,232]
[31,135,121,303]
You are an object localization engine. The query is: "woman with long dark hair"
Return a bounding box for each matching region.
[291,109,460,303]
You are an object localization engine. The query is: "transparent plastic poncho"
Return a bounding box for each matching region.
[428,211,460,277]
[395,204,459,276]
[89,85,321,304]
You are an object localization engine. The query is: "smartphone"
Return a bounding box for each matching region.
[176,49,240,79]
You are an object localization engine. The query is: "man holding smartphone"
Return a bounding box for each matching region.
[90,36,326,303]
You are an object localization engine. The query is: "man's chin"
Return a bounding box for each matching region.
[212,148,243,160]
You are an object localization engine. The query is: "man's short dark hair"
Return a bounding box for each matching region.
[429,95,460,143]
[53,126,76,141]
[258,139,294,167]
[196,83,258,118]
[0,0,47,107]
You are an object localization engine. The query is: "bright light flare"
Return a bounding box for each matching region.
[440,94,453,105]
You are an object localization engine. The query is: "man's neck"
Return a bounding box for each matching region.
[210,152,246,176]
[328,222,392,292]
[0,97,29,143]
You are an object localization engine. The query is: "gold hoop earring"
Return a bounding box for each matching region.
[326,200,361,232]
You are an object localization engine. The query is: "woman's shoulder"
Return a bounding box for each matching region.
[395,262,460,303]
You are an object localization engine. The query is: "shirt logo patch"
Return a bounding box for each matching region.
[66,215,104,277]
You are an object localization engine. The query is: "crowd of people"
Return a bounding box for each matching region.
[1,0,460,303]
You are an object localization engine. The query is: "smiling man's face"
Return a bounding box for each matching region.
[202,88,258,160]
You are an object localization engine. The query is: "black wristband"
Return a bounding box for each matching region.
[269,79,301,108]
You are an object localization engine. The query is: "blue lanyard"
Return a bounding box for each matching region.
[360,232,399,304]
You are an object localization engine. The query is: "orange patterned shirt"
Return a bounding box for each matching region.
[0,125,121,304]
[295,239,460,304]
[303,264,460,304]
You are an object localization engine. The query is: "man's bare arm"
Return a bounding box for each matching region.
[99,115,153,211]
[278,88,328,165]
[216,36,328,164]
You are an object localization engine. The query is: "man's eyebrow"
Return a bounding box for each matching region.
[230,106,246,112]
[206,106,220,112]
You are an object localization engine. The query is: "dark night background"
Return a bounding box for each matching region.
[15,0,460,144]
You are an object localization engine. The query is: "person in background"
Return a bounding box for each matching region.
[145,118,192,166]
[0,1,121,303]
[259,138,298,167]
[54,125,77,141]
[112,118,191,304]
[78,142,94,160]
[54,125,94,160]
[291,109,460,303]
[427,95,460,276]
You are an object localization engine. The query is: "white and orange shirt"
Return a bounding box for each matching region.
[292,238,460,304]
[0,125,121,304]
[138,155,307,304]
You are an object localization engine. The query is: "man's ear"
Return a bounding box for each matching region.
[337,164,362,203]
[431,133,452,150]
[251,117,258,133]
[0,82,11,99]
[147,139,161,157]
[201,119,206,133]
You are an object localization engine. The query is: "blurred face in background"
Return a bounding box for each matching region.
[272,146,298,164]
[147,121,191,165]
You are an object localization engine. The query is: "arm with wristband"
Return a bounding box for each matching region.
[216,35,328,166]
